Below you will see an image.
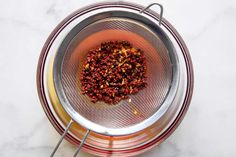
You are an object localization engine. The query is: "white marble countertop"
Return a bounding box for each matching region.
[0,0,236,156]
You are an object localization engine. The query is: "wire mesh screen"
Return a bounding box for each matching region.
[60,18,172,129]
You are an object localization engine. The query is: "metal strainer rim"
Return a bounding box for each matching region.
[53,9,180,136]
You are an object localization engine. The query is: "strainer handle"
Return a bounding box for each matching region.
[73,129,91,157]
[50,119,74,157]
[50,119,90,157]
[140,3,163,26]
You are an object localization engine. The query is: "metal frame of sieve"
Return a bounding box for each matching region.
[50,3,180,157]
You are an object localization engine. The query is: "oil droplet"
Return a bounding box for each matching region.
[133,109,138,115]
[128,98,132,103]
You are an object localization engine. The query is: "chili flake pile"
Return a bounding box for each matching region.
[81,41,147,104]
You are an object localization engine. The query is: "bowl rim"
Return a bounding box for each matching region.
[36,1,194,156]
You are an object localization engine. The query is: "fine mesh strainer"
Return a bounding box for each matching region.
[51,3,179,157]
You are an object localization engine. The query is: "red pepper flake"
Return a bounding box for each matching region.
[80,41,147,104]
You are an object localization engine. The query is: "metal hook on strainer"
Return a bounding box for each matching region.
[50,3,178,157]
[140,3,163,25]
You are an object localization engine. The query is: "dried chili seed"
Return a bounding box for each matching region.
[80,41,147,105]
